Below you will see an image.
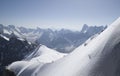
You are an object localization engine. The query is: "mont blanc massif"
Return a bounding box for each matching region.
[1,18,120,76]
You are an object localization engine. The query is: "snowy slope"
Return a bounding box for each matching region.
[26,44,67,63]
[7,45,67,75]
[34,17,120,76]
[8,17,120,76]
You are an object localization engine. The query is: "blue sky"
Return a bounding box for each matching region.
[0,0,120,30]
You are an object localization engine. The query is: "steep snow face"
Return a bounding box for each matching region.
[8,45,67,76]
[7,61,28,74]
[31,17,120,76]
[8,60,44,76]
[26,45,67,63]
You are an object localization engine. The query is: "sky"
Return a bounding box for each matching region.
[0,0,120,30]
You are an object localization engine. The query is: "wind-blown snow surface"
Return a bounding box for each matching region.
[26,45,67,63]
[7,45,67,76]
[8,17,120,76]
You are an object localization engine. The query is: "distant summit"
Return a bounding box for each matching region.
[81,24,89,33]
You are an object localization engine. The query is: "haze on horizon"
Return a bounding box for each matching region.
[0,0,120,31]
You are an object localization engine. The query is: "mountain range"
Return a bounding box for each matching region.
[18,24,107,53]
[7,17,120,76]
[0,23,106,75]
[0,24,36,69]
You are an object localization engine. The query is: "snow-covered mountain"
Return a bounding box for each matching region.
[0,24,106,53]
[0,23,105,75]
[25,44,67,63]
[0,24,24,39]
[7,45,67,75]
[7,17,120,76]
[18,24,106,53]
[0,24,36,67]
